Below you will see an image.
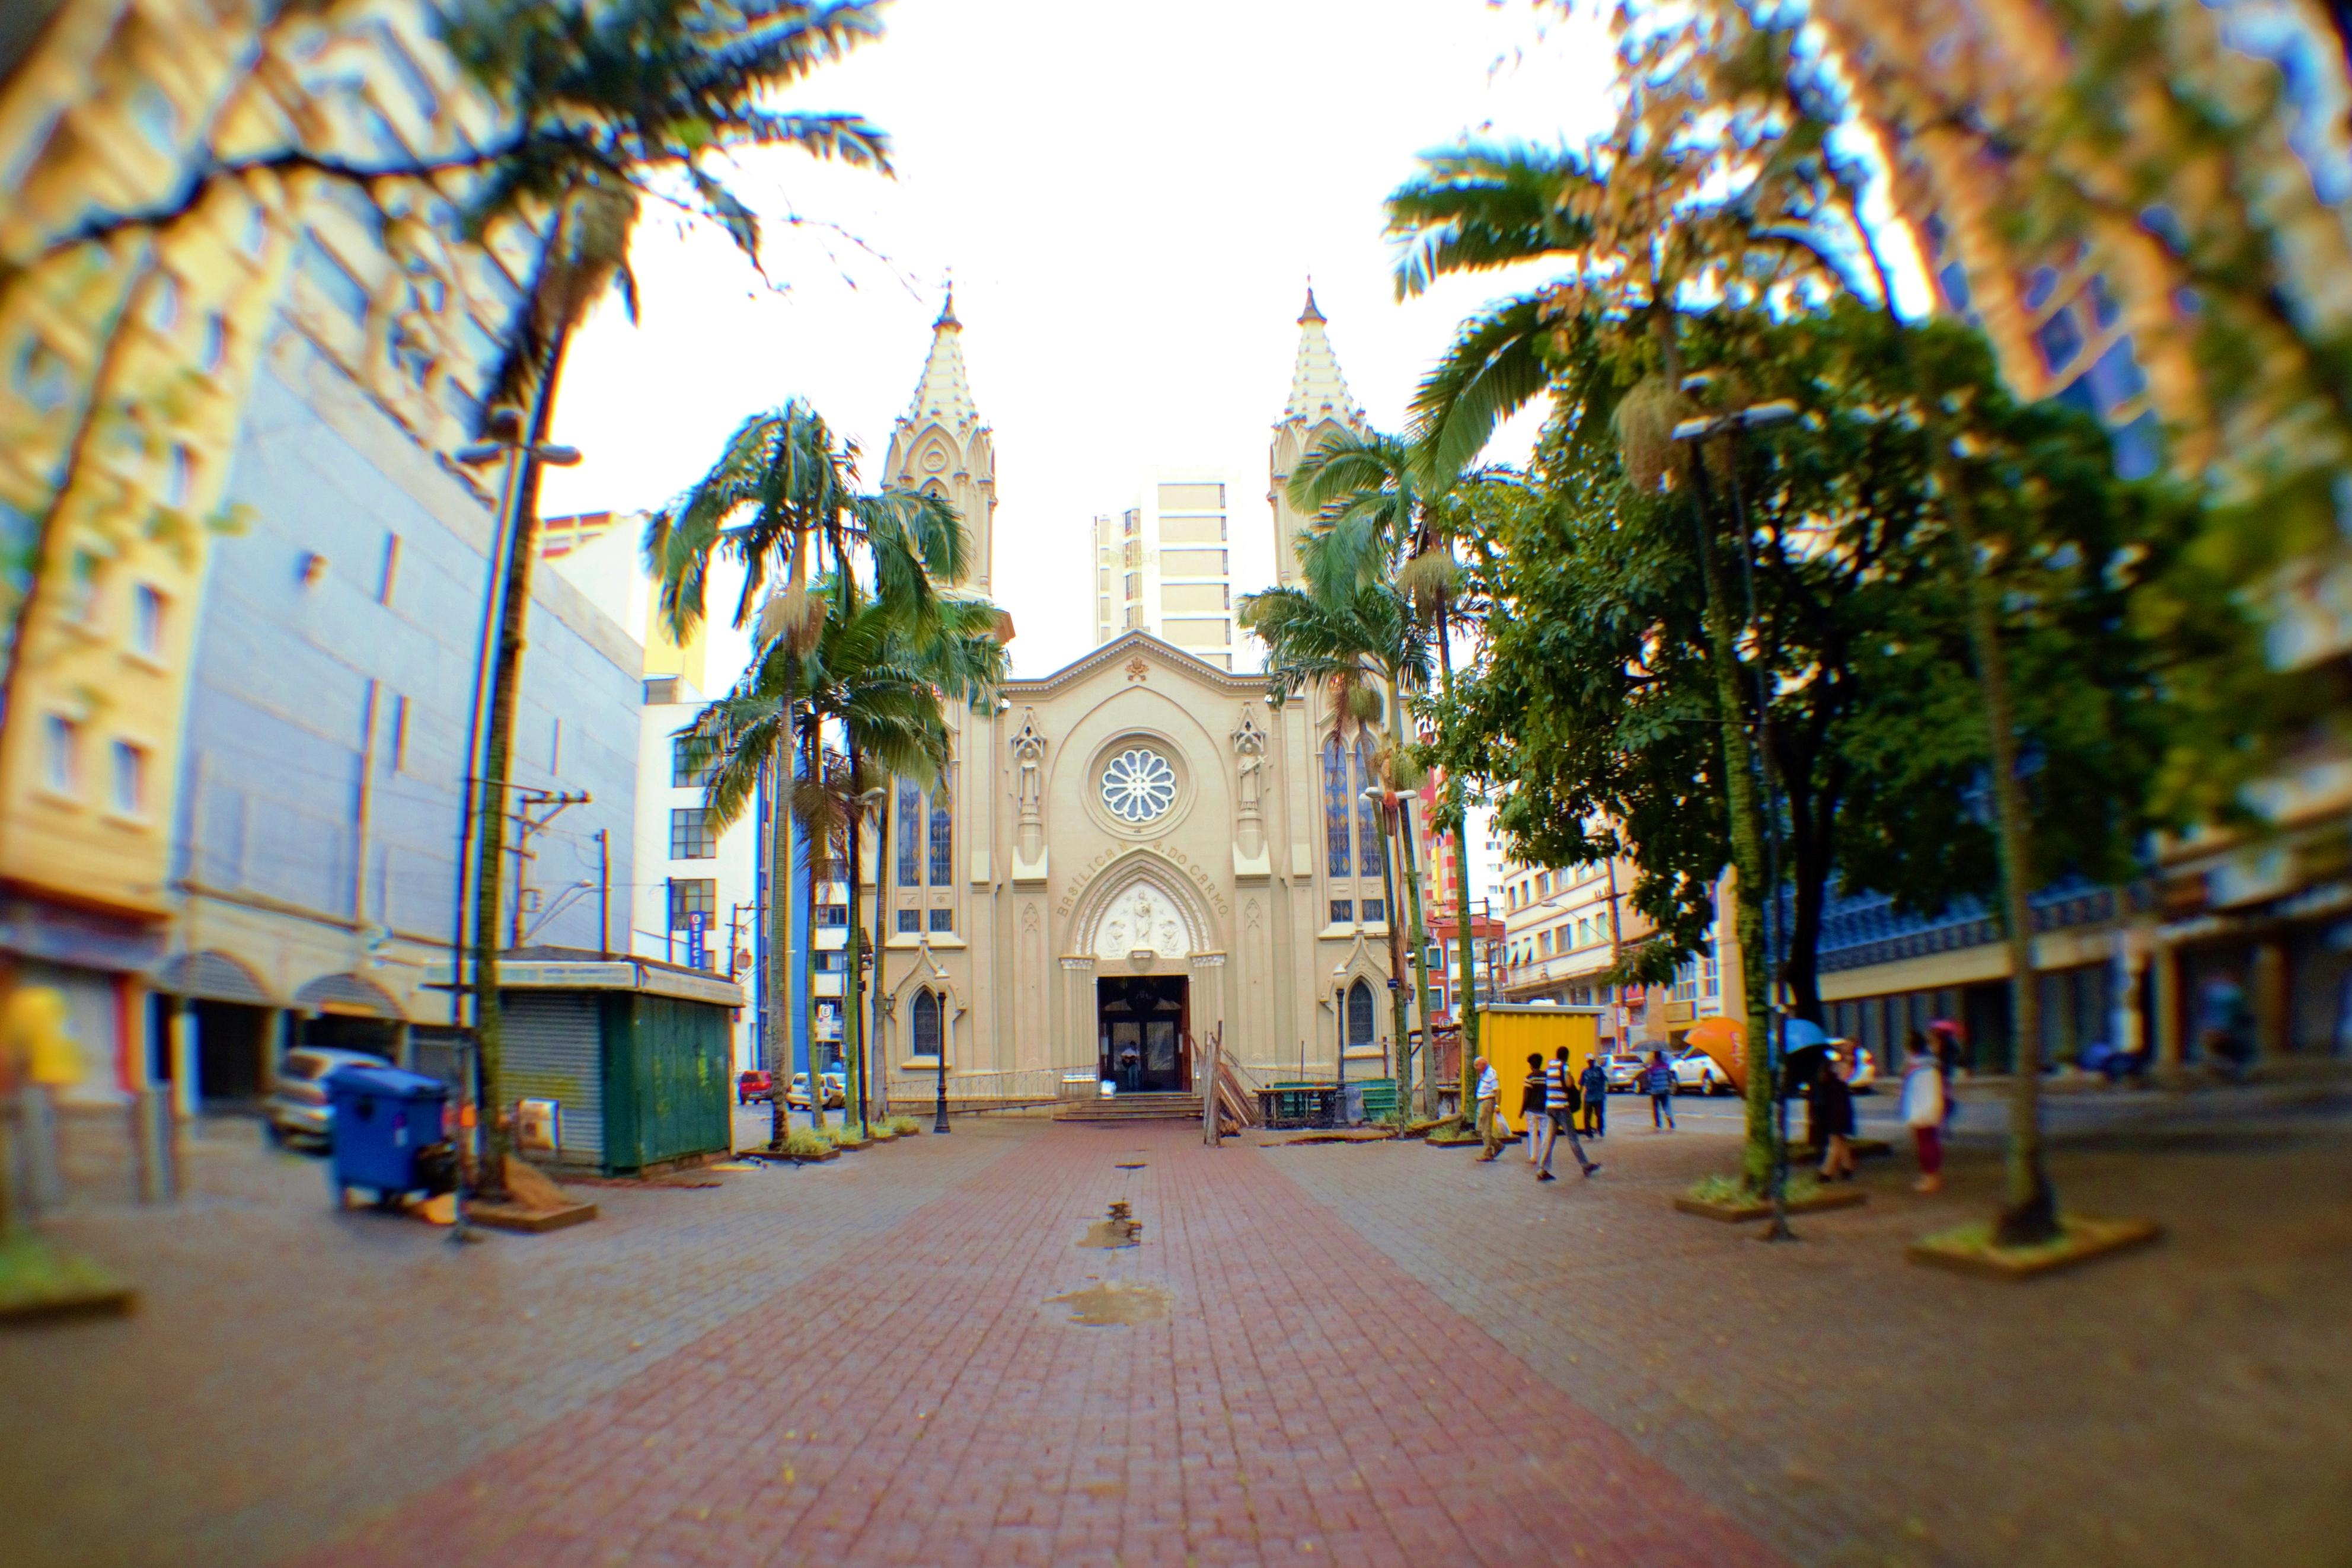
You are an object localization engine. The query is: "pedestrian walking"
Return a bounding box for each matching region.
[1579,1053,1609,1138]
[1900,1032,1945,1192]
[1927,1019,1963,1138]
[1645,1049,1677,1131]
[1537,1046,1600,1181]
[1520,1053,1547,1163]
[1473,1055,1507,1161]
[1815,1046,1858,1182]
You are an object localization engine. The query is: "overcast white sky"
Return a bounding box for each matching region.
[538,0,1619,693]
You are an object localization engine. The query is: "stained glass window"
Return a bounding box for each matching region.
[928,772,953,885]
[1346,979,1376,1048]
[911,988,942,1059]
[1322,735,1352,877]
[897,779,922,887]
[1355,737,1384,876]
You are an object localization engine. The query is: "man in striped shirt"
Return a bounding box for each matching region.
[1536,1046,1601,1181]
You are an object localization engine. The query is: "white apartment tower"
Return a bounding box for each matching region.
[1091,478,1236,667]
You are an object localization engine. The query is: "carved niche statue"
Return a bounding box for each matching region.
[1010,709,1047,868]
[1232,707,1268,864]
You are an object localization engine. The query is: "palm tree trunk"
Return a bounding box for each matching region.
[1384,677,1438,1119]
[1947,506,2053,1244]
[470,322,568,1188]
[1436,606,1481,1120]
[1373,790,1410,1105]
[1684,466,1779,1198]
[871,787,891,1121]
[1393,797,1438,1120]
[800,716,825,1135]
[1852,225,2053,1243]
[845,745,869,1139]
[766,751,791,1150]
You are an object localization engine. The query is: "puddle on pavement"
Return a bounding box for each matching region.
[1046,1279,1174,1326]
[1078,1199,1144,1249]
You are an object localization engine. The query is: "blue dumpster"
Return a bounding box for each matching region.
[324,1065,449,1205]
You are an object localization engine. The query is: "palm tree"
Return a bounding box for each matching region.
[1285,428,1507,1120]
[432,0,897,1179]
[1240,578,1431,1110]
[649,401,988,1146]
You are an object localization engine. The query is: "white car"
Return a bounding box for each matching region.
[1671,1046,1733,1096]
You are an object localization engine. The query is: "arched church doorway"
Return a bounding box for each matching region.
[1098,976,1189,1093]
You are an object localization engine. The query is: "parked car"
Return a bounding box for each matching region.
[264,1047,392,1145]
[1671,1046,1734,1096]
[783,1072,847,1112]
[736,1069,773,1106]
[821,1071,847,1108]
[1595,1053,1642,1092]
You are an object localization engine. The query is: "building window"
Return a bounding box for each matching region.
[927,774,953,885]
[897,778,922,886]
[669,807,716,860]
[63,548,99,624]
[911,986,942,1059]
[1329,899,1353,925]
[896,908,920,934]
[199,312,228,373]
[671,733,715,787]
[666,877,714,933]
[816,903,848,928]
[130,585,164,657]
[643,677,680,705]
[1345,979,1375,1050]
[815,950,844,972]
[1355,736,1383,876]
[928,907,954,933]
[1322,735,1352,877]
[109,740,145,816]
[1361,898,1385,925]
[41,714,76,794]
[2035,305,2083,374]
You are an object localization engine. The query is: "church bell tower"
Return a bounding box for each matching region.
[883,288,997,591]
[1266,287,1365,587]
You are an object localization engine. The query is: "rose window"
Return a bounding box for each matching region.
[1100,748,1177,823]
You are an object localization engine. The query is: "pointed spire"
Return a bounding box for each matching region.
[902,282,979,431]
[1284,282,1359,424]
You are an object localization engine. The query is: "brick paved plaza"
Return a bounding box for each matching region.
[5,1089,2350,1567]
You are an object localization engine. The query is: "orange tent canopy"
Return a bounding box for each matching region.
[1683,1015,1748,1093]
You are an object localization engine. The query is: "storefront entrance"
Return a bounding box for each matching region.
[1097,976,1190,1092]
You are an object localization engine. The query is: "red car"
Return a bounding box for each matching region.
[736,1069,773,1106]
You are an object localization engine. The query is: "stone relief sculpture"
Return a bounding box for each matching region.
[1093,883,1191,963]
[1232,707,1270,871]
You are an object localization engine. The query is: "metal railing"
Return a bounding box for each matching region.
[879,1066,1064,1108]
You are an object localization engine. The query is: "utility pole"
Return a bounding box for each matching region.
[596,829,610,960]
[502,788,590,948]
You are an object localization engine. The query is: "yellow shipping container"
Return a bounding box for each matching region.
[1479,1004,1603,1133]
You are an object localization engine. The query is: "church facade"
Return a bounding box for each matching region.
[870,293,1407,1100]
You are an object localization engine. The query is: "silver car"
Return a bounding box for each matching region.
[264,1048,391,1145]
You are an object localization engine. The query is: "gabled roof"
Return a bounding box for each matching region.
[1004,630,1278,700]
[1282,286,1362,426]
[896,286,982,434]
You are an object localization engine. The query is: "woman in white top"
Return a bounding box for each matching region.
[1898,1032,1946,1193]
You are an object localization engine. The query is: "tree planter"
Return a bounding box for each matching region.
[1674,1187,1869,1222]
[468,1200,598,1234]
[1906,1216,2162,1280]
[831,1135,872,1152]
[0,1237,135,1323]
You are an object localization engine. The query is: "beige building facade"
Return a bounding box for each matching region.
[870,295,1402,1100]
